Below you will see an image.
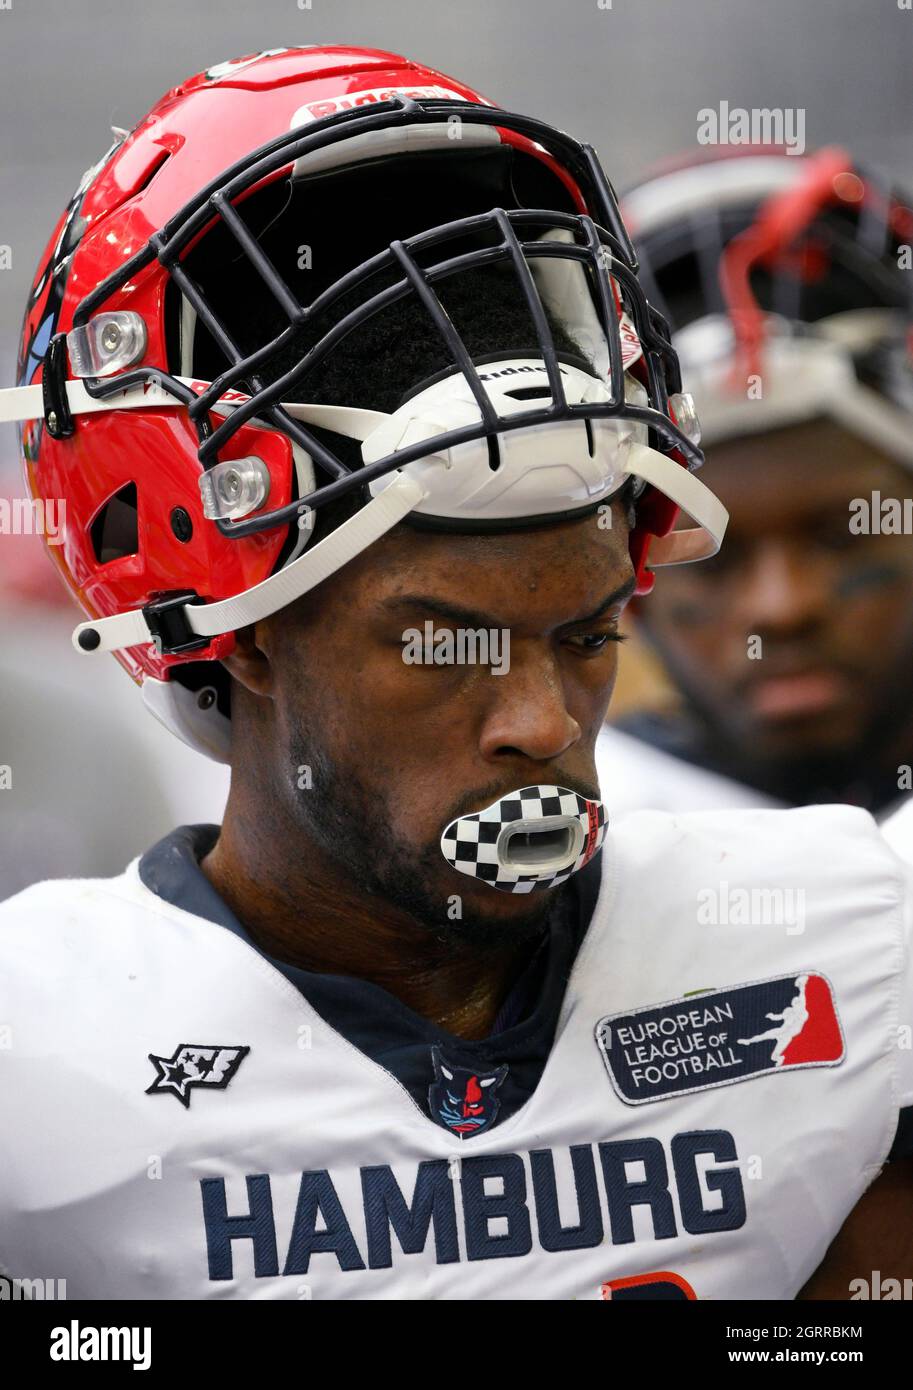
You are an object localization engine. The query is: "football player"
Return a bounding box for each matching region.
[597,148,913,820]
[0,47,910,1300]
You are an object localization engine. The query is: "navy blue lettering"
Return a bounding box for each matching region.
[599,1138,677,1244]
[361,1160,459,1268]
[283,1170,365,1273]
[200,1174,279,1280]
[530,1146,603,1251]
[461,1154,533,1261]
[671,1130,746,1233]
[201,1132,745,1282]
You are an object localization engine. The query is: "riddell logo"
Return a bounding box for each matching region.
[291,85,472,125]
[480,364,553,380]
[477,364,565,382]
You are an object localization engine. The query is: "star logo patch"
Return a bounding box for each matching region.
[146,1044,250,1107]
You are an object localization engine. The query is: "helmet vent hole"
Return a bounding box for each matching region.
[503,386,552,401]
[584,417,595,458]
[89,482,138,564]
[134,148,171,197]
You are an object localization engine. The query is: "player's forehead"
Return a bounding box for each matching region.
[360,511,635,626]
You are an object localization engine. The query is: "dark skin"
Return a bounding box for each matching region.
[203,503,635,1040]
[637,418,913,804]
[798,1158,913,1299]
[201,493,912,1297]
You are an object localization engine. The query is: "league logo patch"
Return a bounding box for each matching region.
[429,1046,508,1139]
[146,1044,250,1108]
[596,972,844,1106]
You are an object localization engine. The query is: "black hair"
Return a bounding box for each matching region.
[251,262,638,543]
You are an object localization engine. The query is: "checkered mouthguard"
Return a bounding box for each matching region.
[440,784,608,894]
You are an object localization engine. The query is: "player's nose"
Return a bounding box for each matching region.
[477,649,580,764]
[734,538,828,635]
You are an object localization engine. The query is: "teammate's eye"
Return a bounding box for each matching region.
[814,521,859,553]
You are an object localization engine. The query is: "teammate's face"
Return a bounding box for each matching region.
[253,504,634,941]
[639,418,913,762]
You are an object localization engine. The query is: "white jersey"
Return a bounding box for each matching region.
[596,724,780,818]
[0,805,911,1301]
[883,799,913,869]
[597,724,909,826]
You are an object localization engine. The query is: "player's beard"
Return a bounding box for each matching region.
[286,724,562,951]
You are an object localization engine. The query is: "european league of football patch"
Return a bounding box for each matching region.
[596,972,844,1106]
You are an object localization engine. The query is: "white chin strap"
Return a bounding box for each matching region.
[0,361,727,658]
[440,784,608,894]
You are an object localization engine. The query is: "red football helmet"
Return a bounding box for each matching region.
[5,46,725,760]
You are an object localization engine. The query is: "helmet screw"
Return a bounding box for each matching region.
[47,411,58,431]
[197,688,216,710]
[170,507,193,542]
[100,322,122,353]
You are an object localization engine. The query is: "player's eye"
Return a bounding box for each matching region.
[564,627,626,653]
[813,516,858,553]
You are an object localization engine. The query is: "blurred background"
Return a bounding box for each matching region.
[1,0,911,893]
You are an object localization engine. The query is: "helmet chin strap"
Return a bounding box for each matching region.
[440,784,608,893]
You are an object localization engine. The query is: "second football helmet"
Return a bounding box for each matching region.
[621,145,913,460]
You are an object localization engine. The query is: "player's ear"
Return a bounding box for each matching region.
[220,623,273,698]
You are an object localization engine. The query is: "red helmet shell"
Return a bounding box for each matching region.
[17,47,506,685]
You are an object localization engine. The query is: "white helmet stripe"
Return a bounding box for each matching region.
[0,375,386,438]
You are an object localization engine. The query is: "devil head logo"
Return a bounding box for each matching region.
[428,1045,508,1139]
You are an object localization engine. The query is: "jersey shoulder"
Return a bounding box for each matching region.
[590,803,913,1123]
[596,723,779,816]
[882,799,913,869]
[610,800,907,892]
[0,859,160,938]
[0,859,245,1011]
